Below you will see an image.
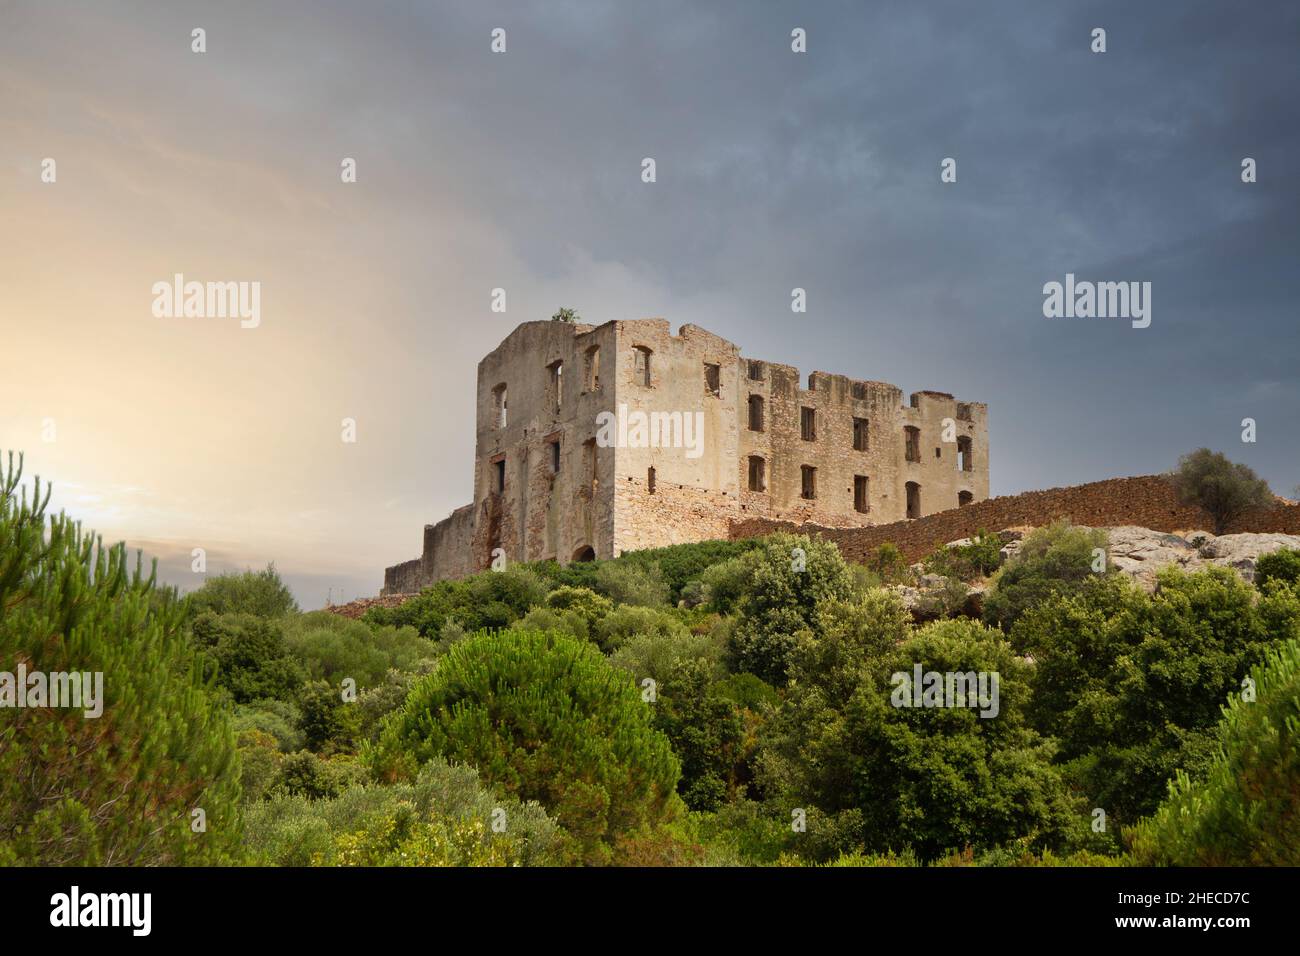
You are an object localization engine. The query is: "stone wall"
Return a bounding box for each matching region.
[729,475,1300,564]
[382,557,423,595]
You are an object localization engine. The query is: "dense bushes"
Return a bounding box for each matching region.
[1012,566,1300,825]
[761,614,1079,862]
[983,521,1109,630]
[1129,639,1300,865]
[0,453,241,865]
[244,758,562,866]
[188,564,299,618]
[1256,547,1300,589]
[722,533,858,684]
[281,612,434,687]
[372,628,682,863]
[11,436,1296,869]
[362,566,548,637]
[191,612,304,704]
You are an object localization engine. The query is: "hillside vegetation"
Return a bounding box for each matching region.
[5,450,1299,866]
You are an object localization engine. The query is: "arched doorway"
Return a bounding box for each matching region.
[572,545,596,563]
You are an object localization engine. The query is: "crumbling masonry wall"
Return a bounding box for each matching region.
[729,475,1300,564]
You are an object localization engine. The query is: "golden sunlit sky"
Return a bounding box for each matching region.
[3,1,1297,608]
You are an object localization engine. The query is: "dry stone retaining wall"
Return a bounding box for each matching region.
[729,475,1300,564]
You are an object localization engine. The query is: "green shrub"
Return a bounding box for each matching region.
[868,542,909,584]
[699,555,754,615]
[298,678,361,754]
[609,622,727,688]
[232,700,305,752]
[922,530,1002,582]
[0,453,241,865]
[791,590,913,705]
[372,628,682,863]
[614,539,760,602]
[727,533,856,684]
[518,605,590,641]
[982,521,1109,631]
[593,604,689,654]
[363,565,547,638]
[1128,639,1300,865]
[760,617,1078,862]
[593,561,670,607]
[1012,566,1300,825]
[651,658,745,811]
[191,611,305,704]
[281,611,434,688]
[273,750,365,800]
[712,672,781,713]
[1256,547,1300,589]
[188,563,298,618]
[678,579,708,608]
[544,585,613,626]
[236,729,282,803]
[244,758,563,866]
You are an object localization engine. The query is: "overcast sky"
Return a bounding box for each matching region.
[2,0,1296,609]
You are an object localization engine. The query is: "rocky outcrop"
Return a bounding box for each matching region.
[887,525,1299,621]
[1100,526,1300,589]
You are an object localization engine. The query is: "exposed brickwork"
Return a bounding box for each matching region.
[728,475,1300,564]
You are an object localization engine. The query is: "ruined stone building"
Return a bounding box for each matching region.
[382,318,988,593]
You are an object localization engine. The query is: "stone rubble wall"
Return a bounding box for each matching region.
[728,475,1300,564]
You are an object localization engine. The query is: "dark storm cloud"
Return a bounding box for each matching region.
[3,0,1295,607]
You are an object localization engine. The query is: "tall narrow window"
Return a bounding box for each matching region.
[800,407,816,441]
[492,384,508,429]
[633,346,652,386]
[583,439,598,495]
[854,475,869,513]
[493,459,506,494]
[748,395,764,432]
[853,417,869,451]
[801,465,816,500]
[585,345,601,391]
[647,466,656,494]
[549,439,561,474]
[957,436,973,472]
[547,360,563,413]
[747,456,766,492]
[906,481,921,519]
[904,426,920,462]
[704,363,720,397]
[748,360,765,381]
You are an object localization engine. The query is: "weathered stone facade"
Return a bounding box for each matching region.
[382,318,989,593]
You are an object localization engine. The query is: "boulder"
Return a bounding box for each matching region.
[1195,533,1300,582]
[991,524,1300,591]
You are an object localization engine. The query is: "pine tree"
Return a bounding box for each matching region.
[0,452,242,865]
